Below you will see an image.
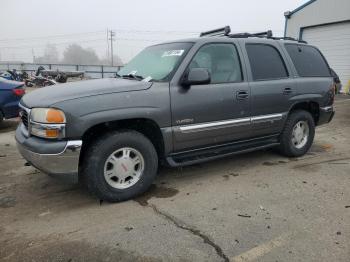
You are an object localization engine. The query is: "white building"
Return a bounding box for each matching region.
[284,0,350,92]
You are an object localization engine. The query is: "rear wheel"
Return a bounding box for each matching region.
[81,130,158,202]
[279,110,315,157]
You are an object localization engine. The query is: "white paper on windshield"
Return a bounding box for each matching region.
[162,50,185,57]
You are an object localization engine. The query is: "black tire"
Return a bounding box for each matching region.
[81,130,158,202]
[25,80,33,87]
[279,110,315,157]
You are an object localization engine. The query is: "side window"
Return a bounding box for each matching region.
[189,44,242,84]
[284,44,331,77]
[246,44,288,81]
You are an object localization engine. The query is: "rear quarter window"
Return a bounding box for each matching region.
[284,44,331,77]
[246,44,288,81]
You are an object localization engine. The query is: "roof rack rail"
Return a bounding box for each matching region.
[228,30,273,39]
[200,26,231,37]
[270,36,308,44]
[199,26,308,43]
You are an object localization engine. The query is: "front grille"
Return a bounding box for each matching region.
[20,109,29,129]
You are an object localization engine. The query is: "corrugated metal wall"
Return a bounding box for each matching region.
[302,22,350,91]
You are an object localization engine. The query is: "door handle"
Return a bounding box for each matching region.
[283,87,293,95]
[236,91,249,100]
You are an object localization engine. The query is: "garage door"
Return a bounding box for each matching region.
[302,21,350,92]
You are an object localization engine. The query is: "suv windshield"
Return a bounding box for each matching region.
[118,42,193,81]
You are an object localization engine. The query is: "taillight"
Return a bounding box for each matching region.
[12,88,25,96]
[329,83,335,105]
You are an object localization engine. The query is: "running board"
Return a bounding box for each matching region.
[166,136,279,167]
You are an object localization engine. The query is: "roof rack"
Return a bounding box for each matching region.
[228,30,273,39]
[200,26,307,43]
[270,36,308,44]
[200,26,231,37]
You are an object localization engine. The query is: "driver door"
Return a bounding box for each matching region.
[170,43,251,152]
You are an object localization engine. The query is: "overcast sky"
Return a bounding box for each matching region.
[0,0,306,64]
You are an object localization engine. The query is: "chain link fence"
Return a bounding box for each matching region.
[0,62,123,79]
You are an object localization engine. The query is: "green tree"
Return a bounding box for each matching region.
[62,44,100,65]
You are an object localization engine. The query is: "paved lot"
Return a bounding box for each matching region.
[0,96,349,262]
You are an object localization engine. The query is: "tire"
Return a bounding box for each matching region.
[25,80,34,87]
[81,130,158,202]
[279,110,315,157]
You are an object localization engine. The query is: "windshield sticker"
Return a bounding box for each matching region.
[162,50,185,57]
[129,70,138,75]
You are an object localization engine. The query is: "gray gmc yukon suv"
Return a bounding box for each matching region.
[16,27,335,202]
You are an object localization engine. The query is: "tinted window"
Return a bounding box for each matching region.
[246,44,288,81]
[189,44,242,84]
[285,44,330,77]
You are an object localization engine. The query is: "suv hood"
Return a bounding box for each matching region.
[21,78,152,108]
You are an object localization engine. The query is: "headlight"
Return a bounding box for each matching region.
[29,108,66,139]
[31,108,66,124]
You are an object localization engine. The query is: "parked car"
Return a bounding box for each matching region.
[15,26,335,202]
[0,78,25,123]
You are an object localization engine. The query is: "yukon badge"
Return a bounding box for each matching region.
[176,118,194,125]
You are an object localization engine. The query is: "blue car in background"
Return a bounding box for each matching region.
[0,78,25,124]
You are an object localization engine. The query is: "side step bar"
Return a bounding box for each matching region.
[166,135,279,167]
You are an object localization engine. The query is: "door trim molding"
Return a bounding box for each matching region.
[179,117,251,133]
[178,113,285,133]
[251,113,283,123]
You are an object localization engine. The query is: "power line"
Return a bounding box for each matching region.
[0,36,174,50]
[0,28,286,43]
[0,29,196,43]
[0,31,106,43]
[0,39,106,49]
[111,29,198,34]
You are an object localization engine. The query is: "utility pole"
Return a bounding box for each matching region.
[109,30,116,66]
[32,48,36,63]
[106,28,110,61]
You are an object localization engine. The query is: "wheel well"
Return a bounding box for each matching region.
[80,118,165,164]
[289,101,320,124]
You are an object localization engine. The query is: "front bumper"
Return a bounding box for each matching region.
[15,124,82,175]
[318,106,335,126]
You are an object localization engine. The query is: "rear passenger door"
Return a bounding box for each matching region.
[241,42,296,137]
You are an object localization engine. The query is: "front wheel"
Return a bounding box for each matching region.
[279,110,315,157]
[81,130,158,202]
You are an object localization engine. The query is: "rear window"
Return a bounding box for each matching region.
[246,44,288,81]
[285,44,331,77]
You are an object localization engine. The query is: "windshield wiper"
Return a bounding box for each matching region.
[121,74,144,81]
